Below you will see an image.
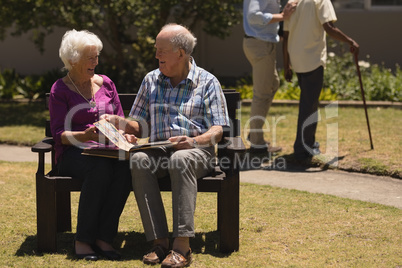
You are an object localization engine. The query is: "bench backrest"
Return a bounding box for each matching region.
[45,89,240,138]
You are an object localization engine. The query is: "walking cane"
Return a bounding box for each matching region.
[352,51,374,150]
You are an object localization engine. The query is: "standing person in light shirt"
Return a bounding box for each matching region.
[243,0,297,155]
[283,0,359,161]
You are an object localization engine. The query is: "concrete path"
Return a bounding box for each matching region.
[0,144,51,163]
[241,168,402,209]
[1,144,401,209]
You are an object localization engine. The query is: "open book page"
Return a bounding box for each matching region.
[87,119,176,159]
[82,139,177,159]
[93,119,134,151]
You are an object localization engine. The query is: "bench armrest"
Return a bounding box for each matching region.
[31,137,54,176]
[31,137,54,153]
[217,137,246,175]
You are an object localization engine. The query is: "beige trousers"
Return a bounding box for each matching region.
[243,37,280,146]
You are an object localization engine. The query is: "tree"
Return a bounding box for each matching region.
[0,0,242,91]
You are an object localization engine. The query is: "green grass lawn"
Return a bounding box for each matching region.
[0,161,401,267]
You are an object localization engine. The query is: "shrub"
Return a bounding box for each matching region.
[0,68,63,100]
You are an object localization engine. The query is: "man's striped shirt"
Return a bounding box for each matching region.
[129,58,230,142]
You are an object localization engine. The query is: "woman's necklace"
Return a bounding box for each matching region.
[67,72,96,108]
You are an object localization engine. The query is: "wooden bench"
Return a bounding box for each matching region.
[31,90,245,253]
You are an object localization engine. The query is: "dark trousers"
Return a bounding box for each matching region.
[58,146,131,244]
[294,66,324,155]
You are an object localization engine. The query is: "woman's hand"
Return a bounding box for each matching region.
[84,126,99,142]
[61,126,99,145]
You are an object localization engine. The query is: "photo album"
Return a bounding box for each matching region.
[82,119,174,159]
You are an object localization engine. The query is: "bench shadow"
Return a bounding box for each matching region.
[16,230,231,260]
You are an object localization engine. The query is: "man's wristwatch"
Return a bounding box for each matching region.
[192,138,198,148]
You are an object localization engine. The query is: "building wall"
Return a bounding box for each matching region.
[1,9,401,81]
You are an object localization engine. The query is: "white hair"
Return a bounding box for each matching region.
[59,29,103,71]
[161,23,197,55]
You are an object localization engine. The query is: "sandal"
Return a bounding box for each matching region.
[143,244,169,265]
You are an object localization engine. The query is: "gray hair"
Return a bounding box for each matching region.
[161,23,197,55]
[59,29,103,71]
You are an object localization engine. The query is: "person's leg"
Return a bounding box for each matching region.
[294,66,324,157]
[130,148,170,242]
[57,147,115,254]
[243,38,280,147]
[168,146,215,254]
[97,159,132,246]
[131,148,172,265]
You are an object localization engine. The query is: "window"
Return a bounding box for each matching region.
[367,0,402,9]
[372,0,402,5]
[332,0,402,9]
[332,0,364,9]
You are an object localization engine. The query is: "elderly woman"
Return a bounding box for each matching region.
[49,29,133,261]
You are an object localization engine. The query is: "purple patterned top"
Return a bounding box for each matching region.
[49,75,124,163]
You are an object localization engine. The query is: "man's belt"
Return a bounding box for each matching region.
[244,34,256,39]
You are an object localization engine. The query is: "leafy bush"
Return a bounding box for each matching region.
[0,69,19,99]
[0,68,63,100]
[324,51,402,102]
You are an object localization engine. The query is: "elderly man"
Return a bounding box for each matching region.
[105,23,229,267]
[283,0,359,161]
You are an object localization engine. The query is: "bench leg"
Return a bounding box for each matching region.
[217,173,240,253]
[36,174,58,252]
[56,191,72,232]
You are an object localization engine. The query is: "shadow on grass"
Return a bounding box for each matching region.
[16,230,231,260]
[237,151,347,172]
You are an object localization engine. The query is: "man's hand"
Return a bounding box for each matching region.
[169,136,195,150]
[101,114,138,143]
[101,114,121,128]
[349,40,360,56]
[283,1,298,20]
[284,68,293,82]
[124,133,138,144]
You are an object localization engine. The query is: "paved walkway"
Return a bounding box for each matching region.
[1,144,401,209]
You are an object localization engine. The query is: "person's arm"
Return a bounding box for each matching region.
[246,0,297,26]
[61,127,99,145]
[282,30,293,82]
[101,114,141,143]
[323,22,359,55]
[169,125,223,150]
[270,1,298,24]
